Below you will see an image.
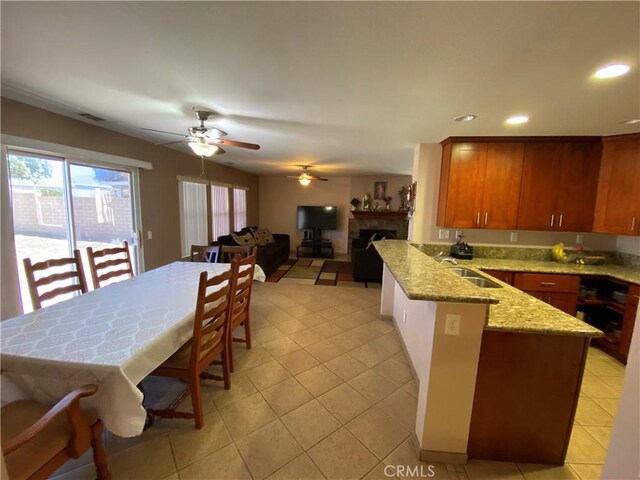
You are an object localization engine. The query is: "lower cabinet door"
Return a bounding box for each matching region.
[525,291,578,316]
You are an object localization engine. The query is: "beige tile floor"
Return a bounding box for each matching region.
[53,282,626,480]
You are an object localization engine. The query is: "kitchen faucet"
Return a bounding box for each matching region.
[433,250,458,265]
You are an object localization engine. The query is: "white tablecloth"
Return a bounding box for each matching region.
[0,261,265,437]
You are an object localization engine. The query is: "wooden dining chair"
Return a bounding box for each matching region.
[148,265,237,429]
[1,384,111,480]
[190,244,220,263]
[228,246,258,372]
[220,245,252,263]
[86,241,134,289]
[23,250,88,310]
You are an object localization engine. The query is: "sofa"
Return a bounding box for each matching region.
[217,227,290,277]
[351,230,397,283]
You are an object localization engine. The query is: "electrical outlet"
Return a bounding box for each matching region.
[147,231,153,240]
[438,229,450,240]
[445,314,461,336]
[576,234,584,245]
[455,230,462,239]
[510,232,518,242]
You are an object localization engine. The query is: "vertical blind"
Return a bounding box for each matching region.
[233,188,247,231]
[211,184,230,240]
[178,180,208,258]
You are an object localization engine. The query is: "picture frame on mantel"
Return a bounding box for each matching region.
[373,181,387,200]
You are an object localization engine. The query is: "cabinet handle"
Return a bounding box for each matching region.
[540,282,556,287]
[559,214,563,228]
[550,214,555,227]
[476,212,480,225]
[484,212,488,225]
[632,217,637,231]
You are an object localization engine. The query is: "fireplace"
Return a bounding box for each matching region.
[348,214,409,253]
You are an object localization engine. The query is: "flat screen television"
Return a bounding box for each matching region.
[297,206,337,230]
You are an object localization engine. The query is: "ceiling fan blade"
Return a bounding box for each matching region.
[214,146,226,155]
[210,138,261,150]
[140,127,186,137]
[204,128,228,139]
[286,175,301,178]
[318,178,329,181]
[157,140,185,146]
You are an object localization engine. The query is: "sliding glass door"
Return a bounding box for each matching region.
[69,164,138,278]
[7,151,140,312]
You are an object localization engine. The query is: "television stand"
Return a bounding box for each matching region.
[297,239,334,259]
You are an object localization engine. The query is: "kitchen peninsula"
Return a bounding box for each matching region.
[374,240,602,466]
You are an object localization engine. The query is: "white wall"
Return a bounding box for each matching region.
[410,143,620,251]
[602,308,640,479]
[259,173,413,254]
[259,176,351,254]
[616,235,640,256]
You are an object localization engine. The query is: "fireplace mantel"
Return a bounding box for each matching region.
[351,211,408,221]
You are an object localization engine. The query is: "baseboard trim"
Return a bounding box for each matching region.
[419,449,468,464]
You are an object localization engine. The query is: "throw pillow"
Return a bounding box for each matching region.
[231,232,257,247]
[249,227,267,246]
[261,228,276,244]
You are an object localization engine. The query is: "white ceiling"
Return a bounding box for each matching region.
[1,2,639,176]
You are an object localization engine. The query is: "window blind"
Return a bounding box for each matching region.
[178,180,208,258]
[211,184,230,240]
[233,188,247,231]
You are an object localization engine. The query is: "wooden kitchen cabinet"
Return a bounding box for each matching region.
[514,272,580,316]
[438,140,524,229]
[593,133,640,236]
[619,284,639,359]
[517,141,601,231]
[481,270,514,285]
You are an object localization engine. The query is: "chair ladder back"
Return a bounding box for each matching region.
[87,241,134,289]
[229,247,257,326]
[23,250,88,310]
[190,269,233,368]
[190,244,220,263]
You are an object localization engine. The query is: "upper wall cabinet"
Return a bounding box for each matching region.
[517,141,601,232]
[593,134,640,236]
[437,141,525,229]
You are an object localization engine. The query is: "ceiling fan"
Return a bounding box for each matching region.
[140,109,260,157]
[287,165,328,186]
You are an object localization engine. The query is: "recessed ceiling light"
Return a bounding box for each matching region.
[505,115,529,125]
[619,118,640,125]
[594,64,631,79]
[454,115,477,122]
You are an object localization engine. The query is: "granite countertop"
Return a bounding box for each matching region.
[454,258,640,285]
[373,240,498,305]
[374,240,603,338]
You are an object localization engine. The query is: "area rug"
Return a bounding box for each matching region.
[266,258,380,288]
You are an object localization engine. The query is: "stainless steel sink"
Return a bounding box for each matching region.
[449,268,481,278]
[463,276,501,288]
[448,267,502,288]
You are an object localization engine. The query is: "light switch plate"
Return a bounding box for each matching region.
[576,234,584,244]
[438,229,450,240]
[147,231,153,240]
[510,232,518,242]
[445,314,461,336]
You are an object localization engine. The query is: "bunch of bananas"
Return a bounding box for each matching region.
[551,242,568,262]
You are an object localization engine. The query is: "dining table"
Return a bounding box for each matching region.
[0,261,265,437]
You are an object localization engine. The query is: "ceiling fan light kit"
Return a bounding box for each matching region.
[188,138,219,157]
[289,165,328,186]
[298,174,312,186]
[141,109,259,157]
